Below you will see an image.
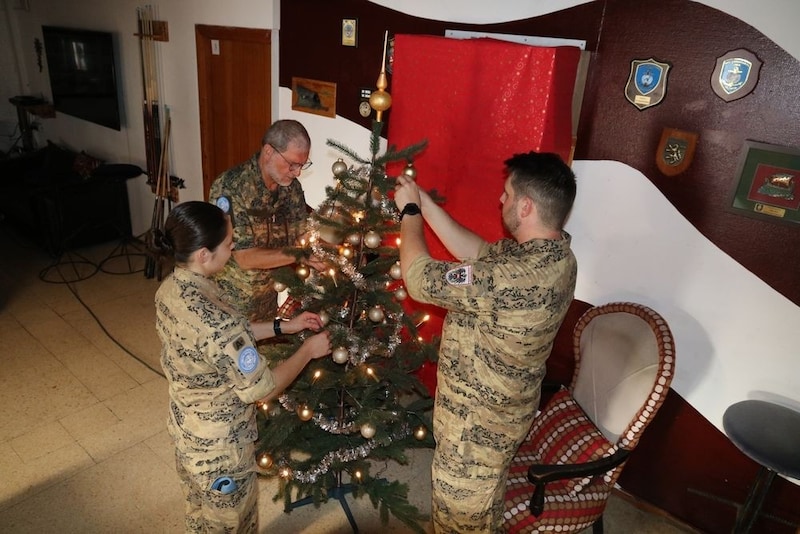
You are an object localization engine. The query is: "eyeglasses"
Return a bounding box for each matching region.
[269,144,312,171]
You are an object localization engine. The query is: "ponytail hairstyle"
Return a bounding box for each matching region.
[156,201,229,264]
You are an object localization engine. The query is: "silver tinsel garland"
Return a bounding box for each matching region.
[279,423,412,484]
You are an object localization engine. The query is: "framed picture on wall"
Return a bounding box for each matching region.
[728,140,800,225]
[291,77,337,118]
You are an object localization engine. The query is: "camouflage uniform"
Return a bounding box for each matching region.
[155,266,278,533]
[209,152,309,322]
[404,234,577,533]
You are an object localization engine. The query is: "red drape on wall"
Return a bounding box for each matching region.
[387,34,581,394]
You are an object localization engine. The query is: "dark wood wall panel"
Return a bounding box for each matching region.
[577,0,800,306]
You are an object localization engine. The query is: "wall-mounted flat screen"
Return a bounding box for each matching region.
[42,26,122,130]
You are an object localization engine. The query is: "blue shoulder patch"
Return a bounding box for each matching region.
[216,196,231,214]
[238,346,259,373]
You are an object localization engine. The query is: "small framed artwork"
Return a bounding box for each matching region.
[342,18,357,47]
[291,77,337,118]
[728,140,800,225]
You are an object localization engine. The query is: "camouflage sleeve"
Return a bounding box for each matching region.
[209,171,256,249]
[212,320,276,404]
[405,241,495,315]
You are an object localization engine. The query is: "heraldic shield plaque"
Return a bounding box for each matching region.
[712,48,762,102]
[656,127,698,176]
[625,58,671,110]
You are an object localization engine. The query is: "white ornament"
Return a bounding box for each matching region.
[394,287,408,300]
[363,231,381,249]
[360,423,376,439]
[368,306,385,323]
[332,347,349,364]
[318,310,330,326]
[273,281,287,292]
[389,262,402,280]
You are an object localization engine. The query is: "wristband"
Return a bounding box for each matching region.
[273,318,283,336]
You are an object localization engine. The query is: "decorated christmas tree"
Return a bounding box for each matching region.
[254,45,438,532]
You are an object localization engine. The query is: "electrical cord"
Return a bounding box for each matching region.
[38,245,165,379]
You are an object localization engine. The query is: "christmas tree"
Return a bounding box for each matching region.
[254,62,438,530]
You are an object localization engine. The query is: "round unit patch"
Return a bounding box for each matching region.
[238,346,259,373]
[216,196,231,214]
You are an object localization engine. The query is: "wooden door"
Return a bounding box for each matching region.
[195,25,271,199]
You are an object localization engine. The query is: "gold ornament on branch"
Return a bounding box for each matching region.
[273,281,287,292]
[296,404,314,421]
[413,425,428,441]
[318,310,330,326]
[389,262,402,280]
[401,163,417,180]
[332,347,349,364]
[368,306,385,323]
[360,422,377,439]
[369,31,392,122]
[296,264,310,280]
[257,452,274,469]
[363,231,381,249]
[331,158,347,176]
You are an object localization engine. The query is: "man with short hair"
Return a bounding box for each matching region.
[210,120,324,322]
[394,151,578,533]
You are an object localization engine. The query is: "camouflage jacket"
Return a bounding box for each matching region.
[209,152,309,321]
[405,233,577,411]
[155,267,275,450]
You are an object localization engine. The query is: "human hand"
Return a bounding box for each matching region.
[302,331,332,360]
[306,254,329,272]
[394,174,422,212]
[283,311,324,334]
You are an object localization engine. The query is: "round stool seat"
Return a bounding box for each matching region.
[723,399,800,479]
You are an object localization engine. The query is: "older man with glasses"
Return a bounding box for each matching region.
[209,119,325,324]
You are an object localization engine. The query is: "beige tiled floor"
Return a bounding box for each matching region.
[0,227,695,533]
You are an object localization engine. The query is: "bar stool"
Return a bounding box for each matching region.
[722,399,800,533]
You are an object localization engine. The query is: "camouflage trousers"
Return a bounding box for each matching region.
[175,442,258,533]
[430,381,538,533]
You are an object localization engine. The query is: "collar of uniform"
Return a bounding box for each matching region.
[173,266,220,294]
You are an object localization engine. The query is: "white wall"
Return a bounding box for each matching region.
[4,0,799,432]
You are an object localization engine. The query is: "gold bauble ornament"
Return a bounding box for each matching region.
[273,281,287,292]
[346,232,362,246]
[401,163,417,180]
[296,404,314,421]
[363,231,381,249]
[257,452,274,469]
[318,310,330,326]
[413,425,428,441]
[394,287,408,301]
[360,422,377,439]
[296,264,310,279]
[332,347,349,364]
[369,89,392,116]
[331,158,348,176]
[389,262,402,280]
[339,244,354,259]
[368,306,385,323]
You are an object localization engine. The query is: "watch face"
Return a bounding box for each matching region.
[359,101,371,118]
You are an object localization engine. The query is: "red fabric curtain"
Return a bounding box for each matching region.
[387,34,581,393]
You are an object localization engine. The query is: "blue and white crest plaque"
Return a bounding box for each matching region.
[712,49,762,102]
[625,58,671,110]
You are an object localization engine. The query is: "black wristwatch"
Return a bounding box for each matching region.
[400,203,421,220]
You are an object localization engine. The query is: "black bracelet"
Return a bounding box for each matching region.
[273,318,283,336]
